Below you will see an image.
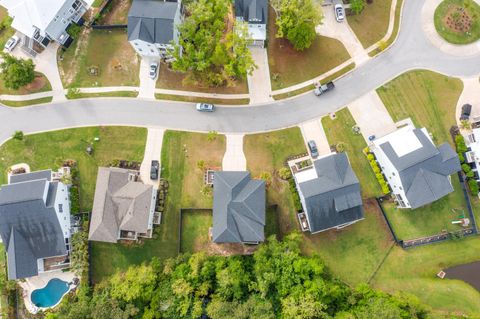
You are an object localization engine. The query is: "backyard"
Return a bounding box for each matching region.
[267,7,350,90]
[0,72,51,95]
[377,70,463,145]
[91,130,225,283]
[347,0,393,48]
[58,29,140,88]
[95,0,132,25]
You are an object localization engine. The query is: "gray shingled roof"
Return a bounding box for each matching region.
[0,172,66,280]
[127,0,178,44]
[9,170,51,184]
[379,129,461,209]
[89,167,154,243]
[212,171,265,243]
[235,0,268,24]
[298,153,364,233]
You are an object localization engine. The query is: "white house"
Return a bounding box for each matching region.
[127,0,183,59]
[463,127,480,184]
[370,124,460,209]
[235,0,268,47]
[0,0,93,53]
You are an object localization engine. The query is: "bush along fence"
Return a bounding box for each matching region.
[454,133,479,196]
[363,147,390,195]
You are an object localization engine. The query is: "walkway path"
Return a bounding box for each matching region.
[247,47,273,104]
[139,128,165,187]
[299,119,331,156]
[222,134,247,171]
[455,77,480,127]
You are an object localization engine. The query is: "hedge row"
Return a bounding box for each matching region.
[364,148,390,195]
[456,135,479,196]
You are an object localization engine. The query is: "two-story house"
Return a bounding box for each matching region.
[371,124,461,209]
[0,170,72,280]
[235,0,268,47]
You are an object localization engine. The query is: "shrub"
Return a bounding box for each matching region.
[456,135,468,153]
[70,186,80,214]
[373,165,380,174]
[462,163,472,174]
[350,0,366,14]
[289,178,302,211]
[381,184,390,195]
[467,170,474,178]
[258,171,272,187]
[362,147,370,156]
[197,160,206,171]
[378,40,388,52]
[278,167,292,180]
[468,179,479,196]
[336,142,345,153]
[66,87,81,99]
[12,130,23,140]
[458,152,465,163]
[207,131,218,142]
[66,24,82,39]
[375,173,383,181]
[366,154,374,161]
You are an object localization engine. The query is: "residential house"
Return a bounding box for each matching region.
[127,0,183,59]
[0,0,92,54]
[235,0,268,47]
[371,124,461,209]
[212,171,266,244]
[293,153,364,234]
[461,126,480,185]
[0,170,72,280]
[88,167,160,243]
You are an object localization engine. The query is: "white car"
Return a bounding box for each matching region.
[4,35,19,52]
[149,62,159,79]
[334,4,345,22]
[196,103,215,112]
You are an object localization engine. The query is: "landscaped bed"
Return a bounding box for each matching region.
[434,0,480,44]
[267,7,350,90]
[0,72,52,95]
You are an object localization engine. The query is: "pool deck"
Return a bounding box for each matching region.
[19,270,76,314]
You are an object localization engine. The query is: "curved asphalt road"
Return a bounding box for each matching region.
[0,0,479,143]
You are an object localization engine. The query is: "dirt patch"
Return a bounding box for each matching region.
[206,241,259,256]
[98,0,132,25]
[443,5,473,33]
[23,75,47,92]
[58,27,92,86]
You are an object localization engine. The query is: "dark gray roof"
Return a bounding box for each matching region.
[0,175,66,280]
[9,170,51,184]
[235,0,268,24]
[298,153,364,233]
[379,129,461,208]
[212,171,265,243]
[127,0,178,44]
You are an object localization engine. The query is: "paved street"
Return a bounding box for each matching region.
[1,0,480,144]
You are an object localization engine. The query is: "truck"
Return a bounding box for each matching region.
[314,81,335,96]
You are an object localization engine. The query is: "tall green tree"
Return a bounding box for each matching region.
[0,53,35,90]
[274,0,323,50]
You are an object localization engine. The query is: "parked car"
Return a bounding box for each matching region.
[149,62,159,79]
[334,4,345,22]
[196,103,215,112]
[150,160,159,180]
[314,81,335,96]
[368,135,376,141]
[308,140,319,158]
[4,35,19,52]
[460,103,472,121]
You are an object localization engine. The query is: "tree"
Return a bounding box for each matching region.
[12,130,23,140]
[350,0,367,15]
[70,230,89,276]
[275,0,322,50]
[0,53,35,90]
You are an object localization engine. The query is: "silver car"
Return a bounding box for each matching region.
[196,103,215,112]
[149,62,159,79]
[4,35,19,52]
[335,4,345,22]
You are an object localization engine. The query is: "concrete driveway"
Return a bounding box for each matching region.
[247,47,273,104]
[139,128,165,187]
[455,77,480,126]
[299,119,331,157]
[138,58,158,99]
[222,134,247,171]
[348,91,396,142]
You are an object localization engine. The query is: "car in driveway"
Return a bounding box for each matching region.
[196,103,215,112]
[4,36,19,52]
[334,4,345,22]
[307,140,319,158]
[150,160,159,180]
[460,103,472,121]
[149,62,159,79]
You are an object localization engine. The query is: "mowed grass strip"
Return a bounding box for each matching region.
[377,70,463,145]
[0,97,53,107]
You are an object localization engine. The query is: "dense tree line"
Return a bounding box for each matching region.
[50,234,428,319]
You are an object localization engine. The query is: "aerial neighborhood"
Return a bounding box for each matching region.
[0,0,479,317]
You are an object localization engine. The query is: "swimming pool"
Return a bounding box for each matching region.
[31,278,70,308]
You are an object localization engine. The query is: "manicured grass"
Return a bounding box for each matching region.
[156,66,249,94]
[383,177,469,240]
[180,209,212,254]
[67,91,139,99]
[434,0,480,44]
[0,72,52,95]
[0,127,147,211]
[58,29,140,87]
[268,7,350,90]
[322,108,382,198]
[377,70,463,145]
[155,94,250,105]
[0,97,53,107]
[347,0,393,48]
[369,0,404,57]
[91,131,225,283]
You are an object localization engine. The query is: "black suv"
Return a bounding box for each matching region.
[150,160,159,180]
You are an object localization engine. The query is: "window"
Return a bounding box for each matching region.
[58,204,63,213]
[72,0,82,10]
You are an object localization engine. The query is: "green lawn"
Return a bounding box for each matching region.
[180,209,212,254]
[58,29,140,87]
[268,7,350,90]
[347,0,393,48]
[91,131,225,283]
[434,0,480,44]
[377,70,463,145]
[0,97,53,107]
[322,108,382,198]
[0,127,147,211]
[0,72,52,95]
[383,177,469,240]
[155,94,249,105]
[67,91,139,99]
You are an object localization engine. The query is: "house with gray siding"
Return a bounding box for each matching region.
[0,170,72,280]
[212,171,266,244]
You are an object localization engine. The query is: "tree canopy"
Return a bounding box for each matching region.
[273,0,323,51]
[52,234,429,319]
[172,0,255,87]
[0,53,35,90]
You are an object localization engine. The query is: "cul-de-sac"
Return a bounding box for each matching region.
[0,0,479,318]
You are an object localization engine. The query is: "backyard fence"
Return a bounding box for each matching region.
[91,24,127,30]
